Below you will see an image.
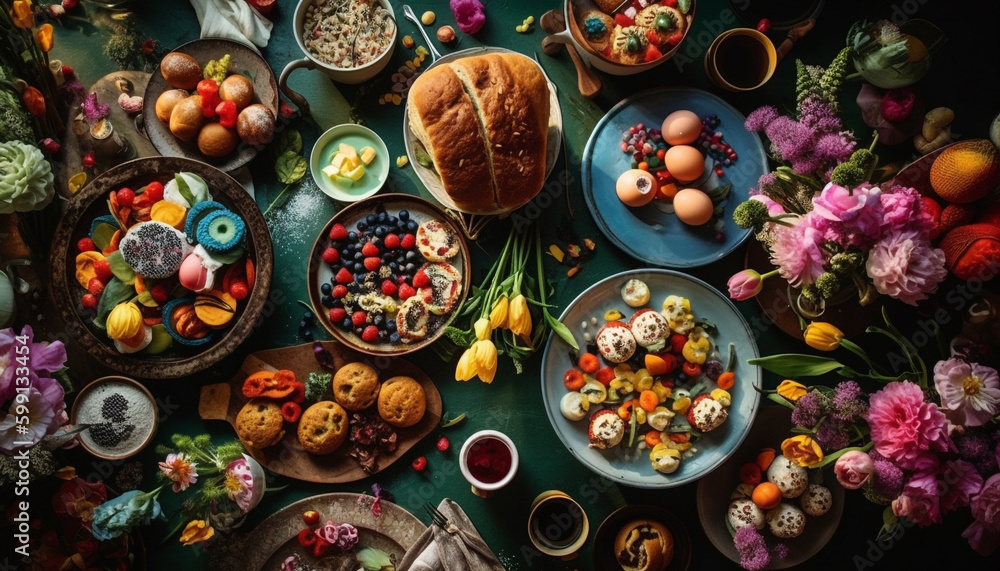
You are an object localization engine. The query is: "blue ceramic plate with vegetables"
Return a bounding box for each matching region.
[540,268,761,489]
[581,87,768,268]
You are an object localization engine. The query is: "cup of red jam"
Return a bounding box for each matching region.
[459,430,519,498]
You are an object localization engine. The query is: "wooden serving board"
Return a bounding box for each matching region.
[198,341,442,483]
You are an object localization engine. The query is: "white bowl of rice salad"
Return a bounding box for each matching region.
[282,0,397,107]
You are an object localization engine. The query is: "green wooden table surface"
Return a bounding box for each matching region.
[46,0,1000,569]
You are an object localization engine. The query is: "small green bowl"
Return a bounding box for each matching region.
[310,124,390,203]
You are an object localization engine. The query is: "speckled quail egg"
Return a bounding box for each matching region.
[728,498,765,530]
[800,484,833,516]
[766,503,807,538]
[767,455,809,498]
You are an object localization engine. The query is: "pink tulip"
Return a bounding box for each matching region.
[834,450,875,489]
[727,269,776,301]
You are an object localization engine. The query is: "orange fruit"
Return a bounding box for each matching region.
[755,447,776,472]
[901,34,928,63]
[929,139,1000,204]
[751,481,782,510]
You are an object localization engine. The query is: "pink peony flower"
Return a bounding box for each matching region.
[963,473,1000,556]
[449,0,486,34]
[892,454,942,526]
[834,450,875,489]
[880,184,934,234]
[880,88,917,122]
[867,381,954,470]
[811,182,883,237]
[865,229,947,305]
[939,459,984,512]
[769,218,827,287]
[933,357,1000,427]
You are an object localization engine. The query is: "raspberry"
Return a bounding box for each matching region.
[321,248,339,264]
[400,234,416,249]
[229,280,249,300]
[92,260,113,283]
[412,269,430,288]
[329,223,348,240]
[383,233,400,249]
[363,257,381,272]
[150,284,170,304]
[88,277,105,296]
[380,280,398,296]
[329,307,347,323]
[335,267,354,284]
[116,187,135,208]
[81,293,99,311]
[436,435,450,452]
[361,325,379,342]
[332,284,348,298]
[398,284,416,300]
[143,181,164,202]
[361,242,379,257]
[351,311,367,326]
[77,237,97,252]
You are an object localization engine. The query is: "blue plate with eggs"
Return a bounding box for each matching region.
[582,87,768,268]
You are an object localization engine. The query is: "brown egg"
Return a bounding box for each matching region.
[661,110,702,146]
[673,188,714,225]
[665,145,706,183]
[616,169,659,207]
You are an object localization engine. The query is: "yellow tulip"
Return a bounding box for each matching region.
[35,23,53,52]
[455,339,498,383]
[508,294,532,341]
[489,295,508,329]
[781,434,824,468]
[776,380,808,402]
[474,317,491,341]
[803,322,844,351]
[179,520,215,546]
[10,0,34,29]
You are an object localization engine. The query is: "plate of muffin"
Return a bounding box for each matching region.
[142,37,278,172]
[593,504,691,571]
[198,341,442,483]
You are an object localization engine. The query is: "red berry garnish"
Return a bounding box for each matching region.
[383,234,400,249]
[150,284,170,304]
[329,223,348,240]
[321,247,340,264]
[329,307,347,323]
[302,510,321,527]
[380,280,398,296]
[281,401,302,423]
[436,436,450,452]
[82,151,96,168]
[361,325,379,342]
[412,269,430,288]
[229,280,249,300]
[116,187,135,208]
[361,242,379,257]
[411,456,427,472]
[81,293,99,311]
[92,260,113,283]
[400,234,416,249]
[77,237,96,252]
[88,277,105,296]
[297,528,316,548]
[144,181,164,202]
[351,311,367,326]
[398,284,416,300]
[335,267,354,284]
[332,284,348,298]
[757,18,772,33]
[363,257,381,272]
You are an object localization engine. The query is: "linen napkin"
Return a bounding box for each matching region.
[397,498,505,571]
[188,0,273,50]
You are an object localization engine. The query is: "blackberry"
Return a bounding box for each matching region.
[398,209,410,222]
[89,423,123,447]
[101,393,129,422]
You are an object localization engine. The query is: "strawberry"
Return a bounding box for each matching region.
[93,260,113,283]
[332,284,348,298]
[77,237,97,252]
[335,267,354,284]
[363,256,381,272]
[361,325,379,342]
[81,293,99,311]
[383,233,400,249]
[614,13,633,27]
[328,223,348,240]
[351,311,367,326]
[380,280,398,296]
[88,277,105,296]
[412,269,430,288]
[411,456,427,472]
[321,247,339,264]
[143,181,164,202]
[302,510,321,527]
[361,242,379,257]
[400,234,416,249]
[150,284,170,304]
[116,187,135,208]
[435,435,450,452]
[664,0,678,6]
[398,283,416,300]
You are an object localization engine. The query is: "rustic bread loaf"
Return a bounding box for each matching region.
[408,53,550,214]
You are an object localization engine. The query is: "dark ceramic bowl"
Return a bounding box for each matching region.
[50,156,273,379]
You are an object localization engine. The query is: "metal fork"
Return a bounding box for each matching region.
[402,5,443,62]
[423,502,497,560]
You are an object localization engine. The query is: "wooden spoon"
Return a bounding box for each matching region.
[540,9,601,99]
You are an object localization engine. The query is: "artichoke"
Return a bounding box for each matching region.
[0,141,55,214]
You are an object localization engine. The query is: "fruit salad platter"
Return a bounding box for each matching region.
[307,194,470,355]
[541,269,761,488]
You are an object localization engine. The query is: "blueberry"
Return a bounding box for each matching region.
[328,263,341,274]
[366,213,377,225]
[386,319,397,332]
[406,220,418,232]
[347,282,360,293]
[356,221,368,232]
[302,329,314,341]
[380,252,392,263]
[373,314,385,327]
[355,273,367,282]
[340,249,351,260]
[395,220,407,232]
[303,311,314,323]
[321,295,334,308]
[330,298,343,309]
[374,226,387,238]
[398,209,409,221]
[298,319,309,330]
[377,211,387,223]
[353,251,364,261]
[388,262,398,272]
[321,282,332,295]
[389,332,401,344]
[387,216,398,226]
[405,250,419,262]
[353,262,364,273]
[354,326,365,336]
[396,255,406,265]
[378,329,389,342]
[348,230,358,241]
[340,318,353,330]
[404,262,416,274]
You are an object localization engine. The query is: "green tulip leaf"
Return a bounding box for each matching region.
[747,354,844,377]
